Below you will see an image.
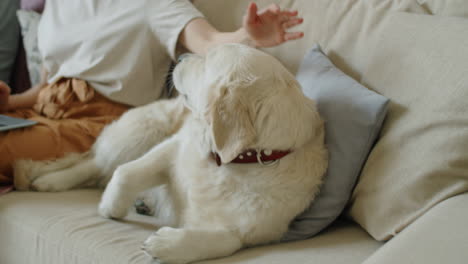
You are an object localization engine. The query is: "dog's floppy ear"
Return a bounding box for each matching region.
[209,86,256,164]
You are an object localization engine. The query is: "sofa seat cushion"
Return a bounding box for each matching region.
[0,190,381,264]
[362,193,468,264]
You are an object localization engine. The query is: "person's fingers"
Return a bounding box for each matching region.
[280,9,299,17]
[283,18,303,29]
[0,81,11,94]
[258,3,280,16]
[267,3,280,13]
[245,2,258,24]
[279,11,300,23]
[284,31,304,41]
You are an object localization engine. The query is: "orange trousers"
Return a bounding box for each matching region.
[0,78,129,189]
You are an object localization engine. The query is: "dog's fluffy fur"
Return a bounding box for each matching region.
[14,44,327,264]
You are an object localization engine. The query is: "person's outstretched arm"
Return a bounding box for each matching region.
[0,66,48,112]
[179,2,304,55]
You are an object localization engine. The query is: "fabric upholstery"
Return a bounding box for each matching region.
[0,190,382,264]
[348,12,468,241]
[283,45,388,241]
[362,193,468,264]
[417,0,468,17]
[194,0,427,80]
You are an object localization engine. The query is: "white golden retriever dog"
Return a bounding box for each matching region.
[14,44,327,264]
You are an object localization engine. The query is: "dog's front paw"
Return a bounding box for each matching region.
[98,167,136,219]
[98,197,129,219]
[142,227,193,264]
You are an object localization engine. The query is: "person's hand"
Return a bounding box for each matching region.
[243,2,304,48]
[0,81,11,112]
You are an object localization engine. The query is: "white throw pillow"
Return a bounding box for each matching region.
[16,10,42,86]
[348,12,468,241]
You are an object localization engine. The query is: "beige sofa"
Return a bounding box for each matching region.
[2,0,468,263]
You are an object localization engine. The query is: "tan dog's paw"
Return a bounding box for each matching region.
[31,176,67,192]
[14,159,41,191]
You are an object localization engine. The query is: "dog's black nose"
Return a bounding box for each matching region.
[177,53,192,63]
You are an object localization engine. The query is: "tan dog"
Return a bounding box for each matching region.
[15,44,327,264]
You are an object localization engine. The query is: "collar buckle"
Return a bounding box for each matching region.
[212,149,291,166]
[256,150,279,166]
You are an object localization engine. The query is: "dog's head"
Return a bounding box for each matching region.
[173,44,323,164]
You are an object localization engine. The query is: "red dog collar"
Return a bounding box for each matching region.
[212,149,291,166]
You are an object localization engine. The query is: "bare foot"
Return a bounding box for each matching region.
[0,81,11,112]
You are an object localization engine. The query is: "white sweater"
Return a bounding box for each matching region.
[38,0,203,106]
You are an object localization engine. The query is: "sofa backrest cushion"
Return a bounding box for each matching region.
[194,0,426,80]
[282,44,389,241]
[348,12,468,241]
[417,0,468,17]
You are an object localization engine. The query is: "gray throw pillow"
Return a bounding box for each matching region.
[282,44,389,241]
[0,0,20,85]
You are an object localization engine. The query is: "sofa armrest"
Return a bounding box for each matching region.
[363,192,468,264]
